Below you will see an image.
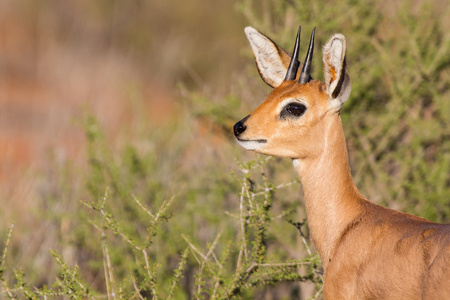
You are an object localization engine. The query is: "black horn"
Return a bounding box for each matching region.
[299,27,316,84]
[284,26,301,81]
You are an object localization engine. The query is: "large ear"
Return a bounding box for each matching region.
[322,34,351,111]
[244,27,292,88]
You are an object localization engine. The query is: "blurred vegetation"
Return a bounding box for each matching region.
[1,0,449,299]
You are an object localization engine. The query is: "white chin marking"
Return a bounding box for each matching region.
[236,139,265,151]
[292,159,300,168]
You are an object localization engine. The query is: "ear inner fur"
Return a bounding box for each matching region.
[331,56,346,99]
[322,34,351,108]
[244,26,292,88]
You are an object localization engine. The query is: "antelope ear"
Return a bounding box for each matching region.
[322,34,351,111]
[244,27,292,88]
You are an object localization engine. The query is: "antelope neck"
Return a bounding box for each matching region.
[293,114,364,262]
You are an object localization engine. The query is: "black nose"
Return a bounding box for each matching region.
[233,115,249,137]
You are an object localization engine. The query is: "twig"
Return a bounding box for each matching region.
[252,179,298,196]
[130,277,145,300]
[154,196,175,223]
[167,248,189,300]
[102,231,116,300]
[0,224,14,271]
[238,185,249,263]
[258,261,312,267]
[207,236,224,269]
[0,282,15,298]
[311,283,324,300]
[132,195,155,219]
[83,202,142,251]
[142,250,158,300]
[288,219,313,256]
[182,235,207,261]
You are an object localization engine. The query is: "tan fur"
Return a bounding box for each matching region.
[236,28,450,299]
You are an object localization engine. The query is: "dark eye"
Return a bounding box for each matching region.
[286,102,307,116]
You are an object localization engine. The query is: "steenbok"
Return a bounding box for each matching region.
[233,26,450,299]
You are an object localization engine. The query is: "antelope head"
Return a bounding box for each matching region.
[234,26,351,160]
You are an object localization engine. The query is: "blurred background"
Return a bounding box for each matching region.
[0,0,247,207]
[0,0,449,299]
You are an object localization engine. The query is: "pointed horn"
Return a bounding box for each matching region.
[299,27,316,84]
[284,26,301,81]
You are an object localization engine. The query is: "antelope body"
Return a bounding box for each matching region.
[233,26,450,299]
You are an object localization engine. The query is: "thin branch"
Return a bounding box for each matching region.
[84,202,142,251]
[252,179,299,196]
[0,223,14,273]
[312,283,324,300]
[154,196,175,223]
[181,235,207,261]
[0,281,15,298]
[167,248,189,300]
[257,261,312,267]
[239,185,249,263]
[205,229,224,269]
[101,231,116,300]
[142,250,158,300]
[130,277,145,300]
[132,195,155,219]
